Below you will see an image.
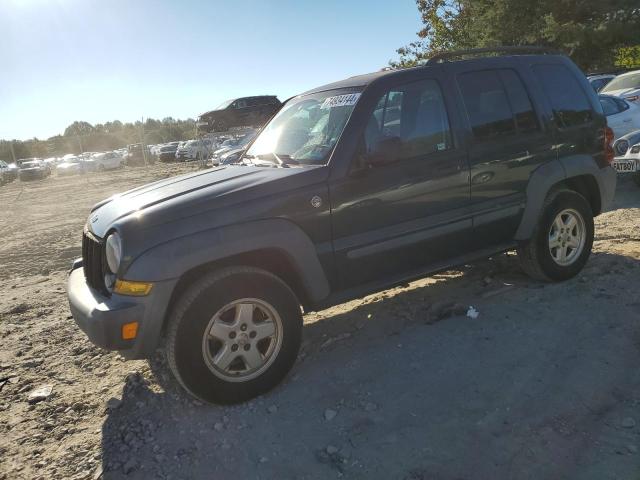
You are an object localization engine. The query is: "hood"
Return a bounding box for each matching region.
[88,164,325,238]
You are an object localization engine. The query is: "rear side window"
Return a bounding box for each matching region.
[458,70,538,140]
[532,64,593,128]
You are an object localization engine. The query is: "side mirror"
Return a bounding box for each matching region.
[366,136,402,166]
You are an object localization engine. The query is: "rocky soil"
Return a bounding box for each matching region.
[0,164,639,480]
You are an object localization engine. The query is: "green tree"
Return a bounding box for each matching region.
[615,46,640,68]
[393,0,640,71]
[63,121,94,137]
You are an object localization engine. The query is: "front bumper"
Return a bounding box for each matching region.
[158,152,177,162]
[67,264,177,359]
[19,170,44,180]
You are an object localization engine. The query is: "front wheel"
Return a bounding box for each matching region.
[165,267,302,404]
[517,189,594,281]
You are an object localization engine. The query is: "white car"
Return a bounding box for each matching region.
[588,74,616,92]
[599,94,640,139]
[600,70,640,105]
[175,139,210,162]
[92,151,122,171]
[612,142,640,180]
[56,160,84,176]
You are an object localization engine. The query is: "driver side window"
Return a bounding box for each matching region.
[365,79,452,160]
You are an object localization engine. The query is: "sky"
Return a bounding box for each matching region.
[0,0,422,141]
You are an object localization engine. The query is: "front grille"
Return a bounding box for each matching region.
[82,229,107,295]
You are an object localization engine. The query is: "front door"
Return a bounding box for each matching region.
[330,76,471,289]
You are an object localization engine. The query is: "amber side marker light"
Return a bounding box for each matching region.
[122,322,139,340]
[114,279,153,296]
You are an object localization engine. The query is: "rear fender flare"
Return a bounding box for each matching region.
[515,156,614,240]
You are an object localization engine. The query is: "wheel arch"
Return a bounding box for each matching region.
[123,218,330,309]
[515,156,615,240]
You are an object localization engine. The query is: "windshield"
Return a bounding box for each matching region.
[245,89,362,165]
[216,99,234,110]
[601,73,640,92]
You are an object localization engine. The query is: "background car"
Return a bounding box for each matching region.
[56,157,84,176]
[157,143,180,162]
[0,160,18,185]
[587,74,616,92]
[175,139,209,161]
[601,70,640,104]
[18,159,50,181]
[125,143,153,166]
[599,94,640,139]
[612,129,640,157]
[91,151,122,171]
[216,132,258,165]
[197,96,281,133]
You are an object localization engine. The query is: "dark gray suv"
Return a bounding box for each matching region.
[68,47,617,404]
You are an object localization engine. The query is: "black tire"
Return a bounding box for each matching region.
[517,189,594,282]
[165,267,302,404]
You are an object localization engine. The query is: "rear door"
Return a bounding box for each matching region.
[447,63,556,248]
[330,74,471,289]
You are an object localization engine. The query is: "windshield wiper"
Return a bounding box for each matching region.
[248,152,300,168]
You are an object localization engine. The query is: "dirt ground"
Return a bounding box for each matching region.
[0,164,639,480]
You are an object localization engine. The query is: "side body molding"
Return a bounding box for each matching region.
[514,155,616,240]
[123,218,331,303]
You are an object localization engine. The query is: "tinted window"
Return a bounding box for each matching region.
[614,98,630,112]
[458,70,515,139]
[599,97,620,116]
[498,70,539,133]
[366,79,452,160]
[532,64,593,128]
[590,78,610,92]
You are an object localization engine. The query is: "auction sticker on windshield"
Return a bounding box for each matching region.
[320,93,361,110]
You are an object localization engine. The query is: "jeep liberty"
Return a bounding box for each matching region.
[68,47,617,404]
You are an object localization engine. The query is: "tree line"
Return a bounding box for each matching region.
[3,0,639,161]
[0,117,197,162]
[392,0,640,70]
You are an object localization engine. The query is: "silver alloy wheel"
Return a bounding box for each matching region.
[548,208,586,266]
[202,298,283,382]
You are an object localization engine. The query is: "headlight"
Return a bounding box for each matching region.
[105,232,122,273]
[615,139,630,156]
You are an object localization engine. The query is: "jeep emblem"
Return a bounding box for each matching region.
[310,196,322,208]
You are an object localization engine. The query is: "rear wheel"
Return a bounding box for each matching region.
[165,267,302,404]
[517,189,594,281]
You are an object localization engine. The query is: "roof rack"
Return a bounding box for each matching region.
[425,46,561,65]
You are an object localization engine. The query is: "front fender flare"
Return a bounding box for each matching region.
[123,218,330,303]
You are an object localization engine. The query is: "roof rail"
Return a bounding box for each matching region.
[425,46,561,65]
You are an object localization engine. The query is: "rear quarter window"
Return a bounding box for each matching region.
[532,64,593,128]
